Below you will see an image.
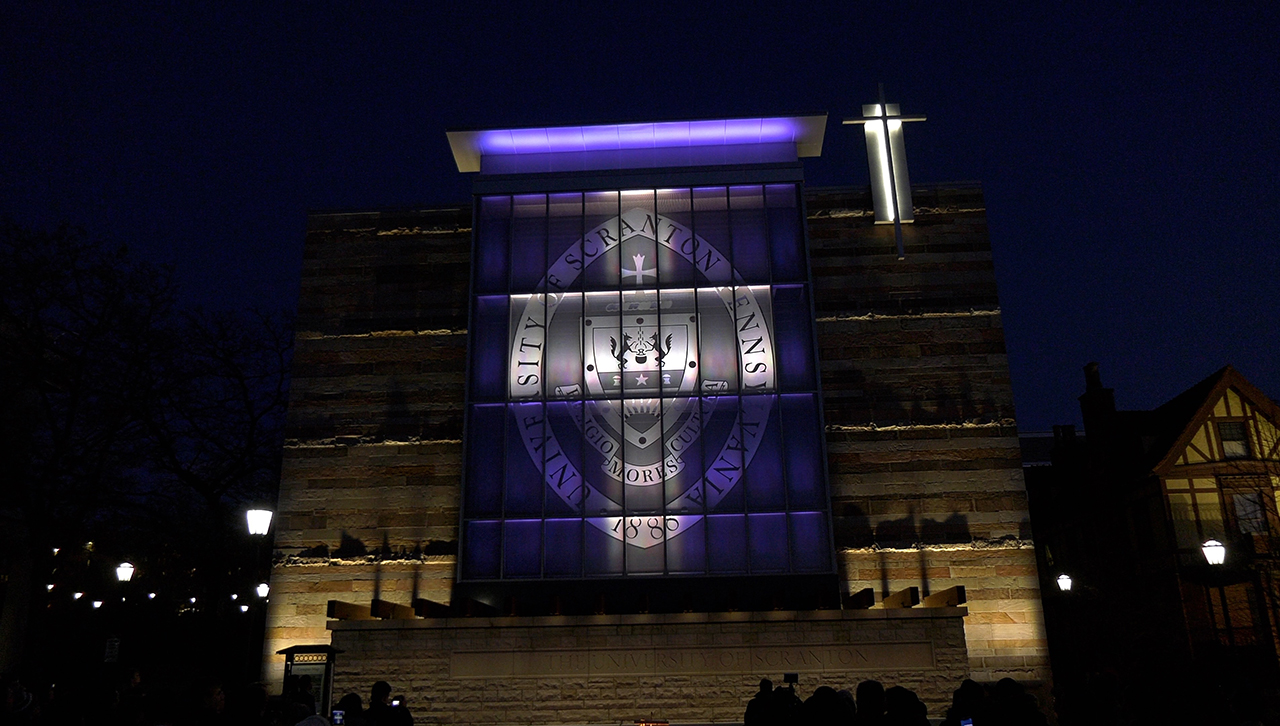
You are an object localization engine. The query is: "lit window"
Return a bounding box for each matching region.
[1220,421,1250,459]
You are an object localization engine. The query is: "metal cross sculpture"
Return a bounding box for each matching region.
[843,84,926,260]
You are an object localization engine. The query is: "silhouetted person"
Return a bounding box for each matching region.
[745,679,775,726]
[194,680,229,726]
[279,676,311,724]
[803,685,855,726]
[774,682,803,724]
[336,693,365,726]
[988,678,1047,726]
[856,680,885,726]
[941,679,987,726]
[293,675,318,716]
[390,694,413,726]
[883,686,928,726]
[365,682,393,726]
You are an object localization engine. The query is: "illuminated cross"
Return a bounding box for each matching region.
[622,253,657,284]
[843,85,925,260]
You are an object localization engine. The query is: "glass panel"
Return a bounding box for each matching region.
[707,514,747,573]
[463,520,501,579]
[505,403,544,517]
[584,521,625,574]
[508,294,544,400]
[583,191,621,290]
[546,192,584,294]
[544,401,586,516]
[544,293,583,399]
[789,511,831,572]
[503,520,542,578]
[782,394,825,508]
[766,183,804,282]
[464,404,505,517]
[583,399,624,515]
[619,190,657,291]
[510,194,546,291]
[1220,421,1250,459]
[656,188,696,287]
[665,517,706,574]
[773,285,817,392]
[691,188,733,285]
[584,291,622,398]
[469,296,508,401]
[745,400,785,511]
[729,185,769,283]
[696,288,738,391]
[736,284,775,394]
[663,396,704,515]
[704,398,744,513]
[544,519,583,576]
[1234,492,1269,534]
[626,524,666,574]
[748,512,789,573]
[475,196,510,294]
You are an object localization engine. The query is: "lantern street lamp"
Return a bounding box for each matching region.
[73,592,84,600]
[92,601,103,609]
[116,562,136,582]
[240,604,249,613]
[1056,574,1073,592]
[246,509,273,536]
[256,583,270,598]
[1202,539,1226,565]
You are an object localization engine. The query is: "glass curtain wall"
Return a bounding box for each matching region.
[462,184,830,580]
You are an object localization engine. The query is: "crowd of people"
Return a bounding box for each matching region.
[1,673,416,726]
[744,676,1049,726]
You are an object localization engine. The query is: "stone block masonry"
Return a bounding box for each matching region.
[328,609,969,725]
[264,184,1049,690]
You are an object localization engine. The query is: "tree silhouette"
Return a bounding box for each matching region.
[0,221,291,674]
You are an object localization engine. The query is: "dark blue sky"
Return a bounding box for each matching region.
[3,2,1277,430]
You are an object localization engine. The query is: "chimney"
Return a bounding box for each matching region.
[1079,361,1116,445]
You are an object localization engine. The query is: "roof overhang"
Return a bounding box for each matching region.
[447,114,828,174]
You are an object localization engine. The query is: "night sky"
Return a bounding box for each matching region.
[3,3,1277,431]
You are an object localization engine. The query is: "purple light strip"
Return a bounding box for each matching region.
[476,117,813,156]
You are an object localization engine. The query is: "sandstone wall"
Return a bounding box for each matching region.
[264,185,1049,688]
[329,609,969,724]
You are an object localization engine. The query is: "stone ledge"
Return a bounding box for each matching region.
[328,607,969,632]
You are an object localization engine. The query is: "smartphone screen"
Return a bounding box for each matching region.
[332,710,344,725]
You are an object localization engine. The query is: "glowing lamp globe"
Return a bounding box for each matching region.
[1056,574,1073,592]
[92,600,103,609]
[246,509,273,535]
[116,562,135,582]
[240,604,249,613]
[256,583,270,598]
[1202,539,1226,565]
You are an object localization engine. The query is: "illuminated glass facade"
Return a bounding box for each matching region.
[461,184,831,580]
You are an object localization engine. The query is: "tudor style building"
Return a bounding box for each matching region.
[264,113,1049,722]
[1025,364,1280,688]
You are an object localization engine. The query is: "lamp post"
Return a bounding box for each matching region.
[1202,539,1226,566]
[246,509,273,536]
[1056,573,1073,592]
[116,562,135,582]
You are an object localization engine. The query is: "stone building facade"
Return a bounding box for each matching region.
[263,118,1048,720]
